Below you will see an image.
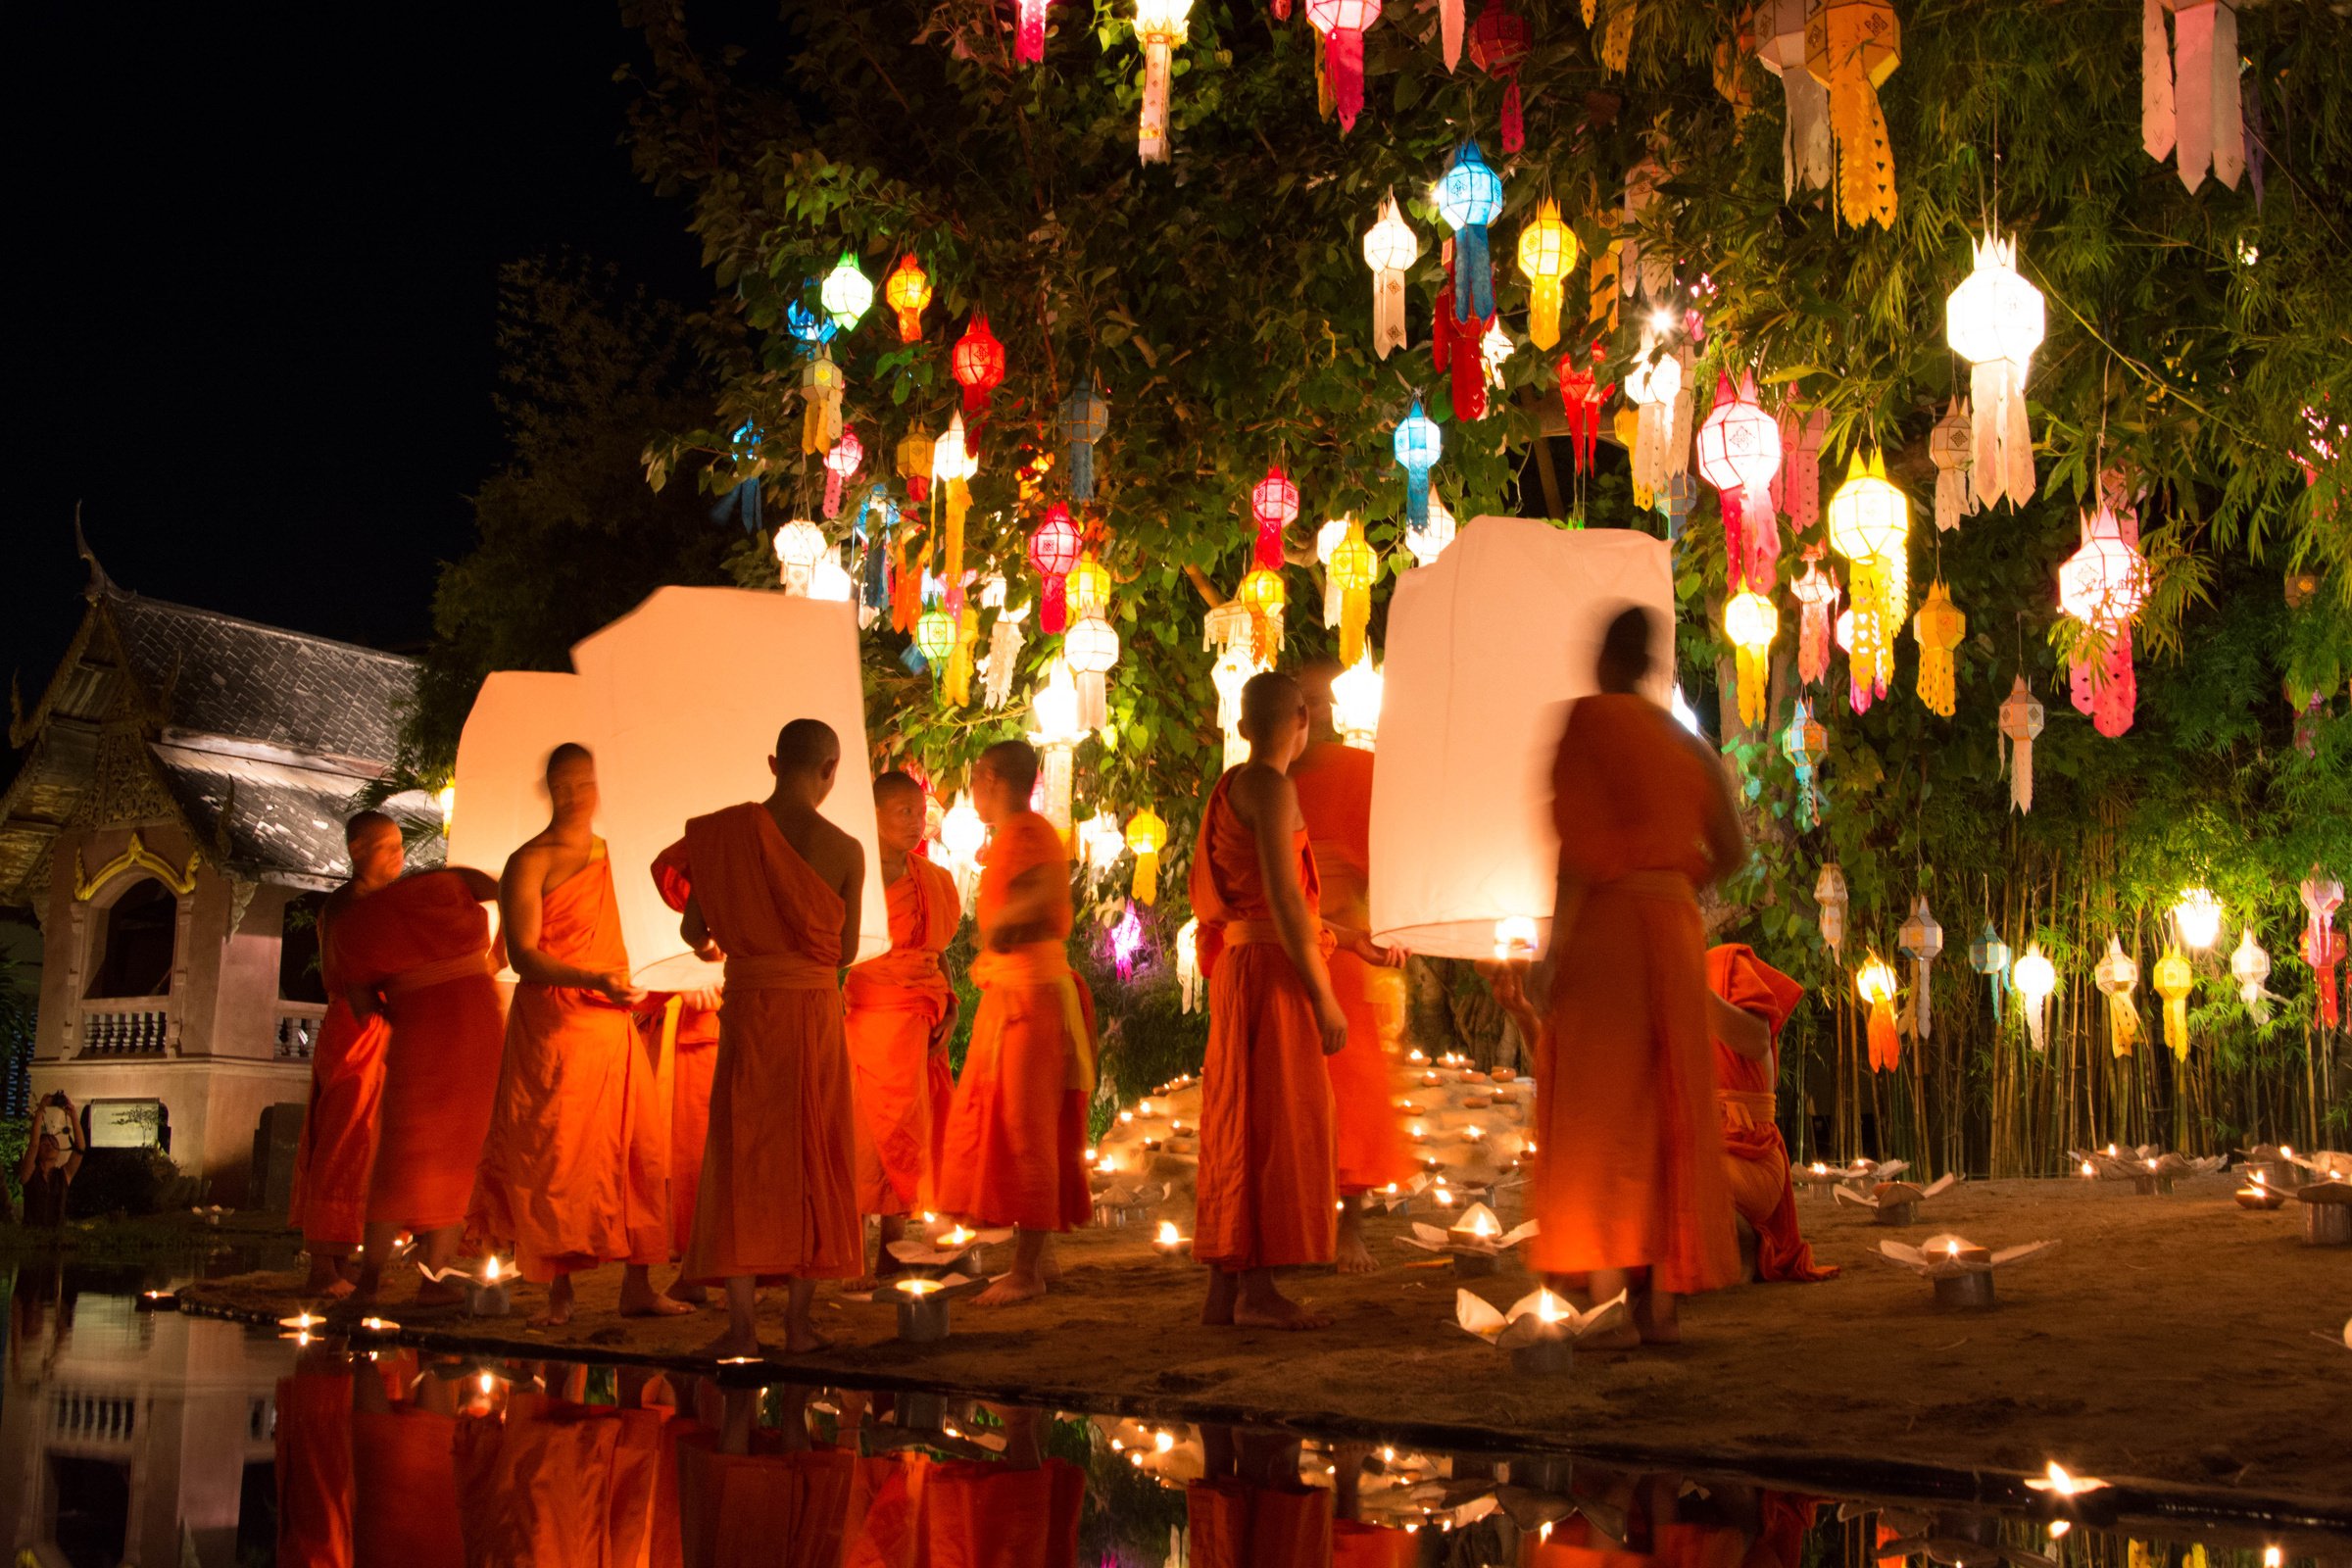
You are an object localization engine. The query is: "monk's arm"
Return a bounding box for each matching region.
[984,863,1061,952]
[1711,993,1774,1059]
[681,894,721,962]
[1235,768,1348,1052]
[500,852,636,1000]
[835,853,865,969]
[447,866,500,901]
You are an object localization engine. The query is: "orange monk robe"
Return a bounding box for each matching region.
[1335,1519,1421,1568]
[1707,944,1837,1284]
[935,810,1095,1233]
[333,870,506,1232]
[675,1431,857,1568]
[288,927,389,1250]
[1519,1510,1658,1568]
[650,841,723,1262]
[352,1388,465,1568]
[453,1390,664,1568]
[1189,771,1338,1272]
[842,1452,929,1568]
[274,1362,356,1568]
[1291,742,1416,1196]
[469,853,668,1281]
[1188,1477,1333,1568]
[674,803,861,1284]
[1534,692,1740,1295]
[844,855,961,1214]
[923,1458,1083,1568]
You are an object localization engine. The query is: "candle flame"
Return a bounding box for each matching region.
[2049,1523,2071,1541]
[897,1277,944,1297]
[1140,1100,1154,1116]
[1119,1110,1134,1124]
[2253,1170,2267,1187]
[943,1226,976,1247]
[1435,1188,1455,1206]
[2106,1144,2119,1156]
[2042,1461,2079,1496]
[1154,1430,1175,1453]
[484,1257,503,1283]
[1809,1161,1828,1175]
[1156,1221,1180,1245]
[1466,1208,1498,1237]
[1532,1290,1568,1324]
[478,1370,496,1395]
[2264,1549,2281,1568]
[294,1329,313,1348]
[1945,1239,1961,1258]
[2281,1146,2295,1159]
[2080,1160,2096,1178]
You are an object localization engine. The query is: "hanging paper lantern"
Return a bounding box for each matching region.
[1774,403,1827,532]
[1514,199,1574,350]
[2094,937,2141,1057]
[1898,895,1943,1040]
[951,314,1006,421]
[2173,886,2225,951]
[1695,371,1785,590]
[2058,505,2149,739]
[981,597,1030,710]
[821,425,863,519]
[1059,384,1109,501]
[1327,520,1378,665]
[1723,590,1779,730]
[1134,0,1194,164]
[1209,641,1253,768]
[930,413,978,595]
[1802,0,1900,229]
[1394,399,1442,531]
[1856,955,1901,1071]
[1824,450,1909,703]
[1432,246,1494,424]
[1013,0,1050,64]
[883,254,931,341]
[945,602,981,707]
[1467,0,1532,155]
[1814,862,1848,954]
[1756,0,1832,198]
[774,518,830,597]
[1969,922,2011,1018]
[1832,609,1872,715]
[1066,552,1112,622]
[1624,336,1688,506]
[1780,697,1827,829]
[1332,653,1383,749]
[857,491,897,616]
[897,422,935,505]
[1028,503,1084,634]
[1405,490,1456,567]
[1177,915,1203,1010]
[2142,0,2244,193]
[2152,946,2193,1059]
[819,251,873,332]
[1314,519,1351,628]
[1996,675,2044,813]
[1553,339,1611,476]
[1063,612,1121,733]
[786,298,837,350]
[1929,398,1976,532]
[1789,552,1840,687]
[1435,141,1504,322]
[801,348,845,454]
[1250,466,1300,571]
[914,606,957,670]
[1943,231,2044,510]
[2230,930,2274,1023]
[1911,578,1965,717]
[1304,0,1383,134]
[940,790,988,906]
[1028,661,1084,830]
[1362,194,1420,361]
[1237,567,1289,663]
[1126,808,1168,905]
[2012,941,2056,1053]
[2302,866,2345,1030]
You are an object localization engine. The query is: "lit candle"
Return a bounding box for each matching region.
[1409,1122,1429,1143]
[2235,1170,2286,1211]
[894,1276,953,1343]
[1152,1221,1191,1258]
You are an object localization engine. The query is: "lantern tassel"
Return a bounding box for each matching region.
[1372,267,1408,359]
[1015,0,1047,64]
[1499,79,1524,155]
[1133,846,1159,906]
[1140,40,1173,165]
[2024,992,2047,1053]
[1406,465,1431,532]
[1075,669,1107,733]
[1442,0,1463,69]
[946,607,978,707]
[1069,439,1096,502]
[1453,222,1493,322]
[2141,0,2176,161]
[1040,573,1068,636]
[1327,27,1365,133]
[1528,278,1559,351]
[1736,644,1768,729]
[1867,998,1899,1072]
[1341,582,1370,667]
[2106,989,2140,1057]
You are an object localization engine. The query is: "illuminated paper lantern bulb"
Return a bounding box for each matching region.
[821,425,863,519]
[786,298,836,351]
[1623,336,1685,503]
[819,250,873,332]
[1028,660,1083,829]
[1996,675,2044,813]
[1237,566,1289,662]
[1943,230,2044,509]
[1126,808,1168,906]
[1058,383,1109,501]
[1723,590,1779,730]
[1802,0,1900,228]
[1695,372,1785,591]
[1394,398,1443,532]
[1514,198,1575,349]
[2011,941,2056,1053]
[2057,506,2149,739]
[1789,554,1840,686]
[810,553,856,605]
[1066,552,1111,622]
[2152,946,2193,1058]
[800,349,845,454]
[1781,697,1827,828]
[1898,895,1943,1040]
[1250,466,1299,571]
[1911,578,1966,717]
[1332,651,1383,749]
[1467,0,1532,154]
[951,314,1006,420]
[2093,937,2140,1057]
[1362,194,1419,360]
[1825,451,1908,701]
[883,254,931,342]
[1176,915,1202,1010]
[1315,519,1351,627]
[1930,397,1975,531]
[2173,887,2224,952]
[774,518,830,597]
[1856,955,1901,1071]
[914,607,957,671]
[1028,503,1083,634]
[1435,140,1504,321]
[1304,0,1383,134]
[1327,520,1379,665]
[1970,921,2011,1015]
[2300,866,2346,1030]
[1814,862,1848,953]
[1063,611,1121,732]
[1134,0,1194,164]
[930,413,978,594]
[896,423,935,504]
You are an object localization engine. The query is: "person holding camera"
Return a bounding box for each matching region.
[17,1093,84,1227]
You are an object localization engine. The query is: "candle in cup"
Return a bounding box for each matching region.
[894,1277,953,1343]
[1152,1221,1191,1258]
[2235,1171,2286,1210]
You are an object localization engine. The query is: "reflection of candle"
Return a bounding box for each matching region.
[1119,1110,1134,1125]
[1461,1126,1486,1144]
[1139,1100,1154,1116]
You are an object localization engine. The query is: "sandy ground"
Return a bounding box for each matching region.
[184,1177,2352,1511]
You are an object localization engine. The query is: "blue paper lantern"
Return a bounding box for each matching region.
[1392,398,1442,531]
[1435,140,1504,321]
[1059,383,1110,501]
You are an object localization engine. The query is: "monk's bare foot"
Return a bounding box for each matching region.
[1036,1237,1064,1285]
[303,1257,347,1293]
[1201,1272,1238,1326]
[619,1291,694,1318]
[1334,1227,1378,1275]
[697,1330,768,1360]
[318,1277,358,1301]
[782,1322,837,1354]
[664,1279,709,1306]
[528,1278,574,1328]
[1231,1296,1331,1331]
[1581,1321,1643,1351]
[1633,1291,1681,1345]
[972,1272,1046,1306]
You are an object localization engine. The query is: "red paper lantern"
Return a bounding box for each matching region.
[951,314,1006,418]
[1250,466,1299,571]
[1029,503,1083,634]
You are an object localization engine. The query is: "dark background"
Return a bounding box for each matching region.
[1,4,725,720]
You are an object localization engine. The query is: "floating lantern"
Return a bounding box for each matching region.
[1814,862,1848,953]
[1396,1200,1536,1277]
[1825,451,1909,704]
[1126,808,1167,906]
[1943,230,2043,509]
[1803,0,1899,227]
[1857,955,1900,1071]
[1362,194,1420,360]
[950,314,1005,421]
[1304,0,1382,134]
[2152,945,2193,1058]
[1454,1287,1627,1376]
[1133,0,1193,164]
[1058,383,1109,501]
[2230,929,2274,1023]
[2173,887,2225,951]
[930,412,977,591]
[1028,502,1083,634]
[2013,942,2056,1052]
[821,425,862,518]
[819,250,873,332]
[1514,198,1574,348]
[1695,372,1784,591]
[1780,697,1827,829]
[1435,141,1504,321]
[883,254,931,341]
[1405,489,1456,566]
[1898,896,1943,1040]
[2093,938,2140,1056]
[1836,1171,1959,1226]
[2140,0,2243,193]
[801,348,845,453]
[1723,590,1779,730]
[1250,466,1299,571]
[774,518,830,597]
[1930,398,1975,531]
[1996,675,2044,813]
[1969,922,2012,1017]
[1880,1232,2056,1308]
[897,422,935,505]
[2058,505,2150,738]
[1789,553,1840,686]
[1912,579,1965,717]
[1332,651,1384,749]
[1063,612,1121,733]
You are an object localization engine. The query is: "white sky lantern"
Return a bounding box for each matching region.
[774,518,829,596]
[1370,519,1673,957]
[1943,229,2044,510]
[451,670,600,981]
[1361,193,1419,359]
[1331,653,1383,750]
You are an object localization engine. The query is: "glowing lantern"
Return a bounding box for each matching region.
[2057,505,2149,739]
[1013,0,1050,64]
[1943,230,2044,509]
[1314,519,1350,628]
[1831,609,1870,714]
[951,314,1005,421]
[1210,642,1252,768]
[930,413,977,597]
[1930,397,1975,531]
[1515,198,1575,349]
[1250,466,1300,571]
[1059,384,1109,501]
[1177,916,1202,1010]
[897,422,935,505]
[2094,937,2140,1057]
[2012,941,2056,1052]
[1028,503,1083,635]
[1814,862,1848,953]
[1996,675,2044,813]
[1757,0,1831,196]
[940,788,987,867]
[786,298,836,350]
[1134,0,1194,164]
[1028,660,1084,831]
[774,518,829,597]
[914,606,956,672]
[2152,946,2193,1058]
[437,781,457,836]
[1911,578,1965,717]
[1802,0,1900,228]
[801,349,844,454]
[1362,193,1420,360]
[1695,372,1785,591]
[1789,553,1840,687]
[1467,0,1532,154]
[1327,520,1379,665]
[819,251,873,332]
[1780,696,1827,829]
[822,425,863,519]
[1856,955,1900,1071]
[883,254,931,341]
[979,589,1029,710]
[1063,611,1122,733]
[1623,335,1686,504]
[1898,895,1943,1040]
[1126,808,1168,905]
[2173,887,2224,952]
[1723,590,1778,730]
[1237,566,1288,662]
[810,552,853,606]
[1066,552,1111,622]
[1825,451,1908,704]
[1405,490,1456,566]
[1394,399,1442,532]
[1970,922,2011,1016]
[2302,866,2345,1029]
[1332,653,1383,749]
[1777,403,1827,531]
[1434,141,1504,321]
[2230,930,2273,1022]
[1304,0,1382,134]
[1554,337,1611,476]
[945,602,981,707]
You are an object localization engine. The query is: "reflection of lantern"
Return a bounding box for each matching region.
[883,254,931,341]
[1970,922,2011,1016]
[2230,930,2273,1022]
[2173,887,2224,951]
[2012,941,2056,1052]
[1394,399,1442,531]
[1780,696,1827,828]
[1059,384,1109,501]
[1250,466,1299,571]
[1327,520,1378,665]
[1063,612,1122,732]
[897,422,935,504]
[1332,653,1383,749]
[1304,0,1383,134]
[1825,451,1909,703]
[1237,567,1288,663]
[1362,193,1420,360]
[1028,504,1083,634]
[1814,862,1848,953]
[2057,505,2149,738]
[819,251,873,331]
[1126,808,1169,905]
[1930,397,1975,531]
[1911,578,1966,717]
[2094,937,2140,1056]
[1996,675,2044,813]
[2152,946,2193,1058]
[822,425,863,519]
[1515,198,1575,349]
[1789,554,1840,686]
[1435,140,1504,321]
[1898,895,1943,1040]
[1944,229,2044,509]
[1406,491,1456,566]
[1134,0,1194,164]
[1723,590,1779,730]
[774,518,829,597]
[1856,955,1900,1071]
[1694,372,1784,591]
[951,315,1005,420]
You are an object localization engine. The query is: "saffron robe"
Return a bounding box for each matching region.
[1707,943,1837,1283]
[274,1363,356,1568]
[844,856,961,1214]
[1188,1477,1333,1568]
[288,916,389,1249]
[352,1395,465,1568]
[469,852,668,1281]
[935,811,1095,1233]
[842,1451,928,1568]
[674,803,860,1284]
[675,1434,857,1568]
[924,1457,1084,1568]
[650,841,723,1261]
[1534,692,1740,1295]
[452,1391,665,1568]
[1190,769,1338,1272]
[1291,742,1415,1196]
[334,870,505,1232]
[1334,1519,1421,1568]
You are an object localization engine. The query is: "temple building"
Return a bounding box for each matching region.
[0,543,436,1206]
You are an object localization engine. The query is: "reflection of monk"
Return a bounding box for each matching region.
[351,1358,465,1568]
[1293,660,1414,1273]
[453,1385,666,1565]
[845,771,961,1281]
[675,718,865,1357]
[335,846,505,1304]
[922,1406,1084,1568]
[1188,1426,1334,1568]
[1535,607,1746,1346]
[468,744,680,1327]
[1707,945,1836,1283]
[275,1351,357,1568]
[675,1383,857,1568]
[1193,673,1348,1331]
[935,740,1095,1304]
[290,812,399,1298]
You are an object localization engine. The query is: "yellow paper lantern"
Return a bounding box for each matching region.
[2093,936,2140,1057]
[1911,578,1966,717]
[1803,0,1900,229]
[1723,590,1779,730]
[1515,197,1577,350]
[1856,954,1900,1071]
[1237,567,1288,663]
[2152,946,2193,1058]
[1067,552,1112,620]
[1825,451,1909,702]
[882,253,932,342]
[1327,520,1379,665]
[1126,808,1168,905]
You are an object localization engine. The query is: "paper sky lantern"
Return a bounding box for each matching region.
[1435,141,1504,321]
[801,349,844,454]
[951,314,1005,420]
[1250,465,1299,571]
[2094,937,2141,1056]
[1327,519,1378,665]
[1857,955,1900,1071]
[1029,503,1083,634]
[1304,0,1382,134]
[1405,490,1457,566]
[1362,194,1419,360]
[2142,0,2243,193]
[2058,505,2149,739]
[2012,941,2056,1052]
[819,251,873,331]
[774,518,830,597]
[1332,653,1383,749]
[821,424,863,518]
[1814,862,1848,953]
[1970,921,2011,1016]
[883,254,931,341]
[1059,383,1109,501]
[1695,371,1785,591]
[897,422,934,504]
[1944,230,2044,510]
[1515,199,1574,350]
[1467,0,1532,153]
[1014,0,1050,64]
[1063,611,1121,732]
[1394,399,1442,531]
[2153,946,2193,1058]
[1790,552,1840,686]
[1996,674,2044,813]
[1723,590,1779,730]
[1912,578,1965,717]
[1781,696,1827,829]
[1553,338,1610,476]
[2174,886,2224,951]
[1825,450,1908,703]
[1134,0,1194,164]
[1126,808,1168,905]
[1803,0,1899,228]
[1369,521,1672,956]
[1930,398,1975,532]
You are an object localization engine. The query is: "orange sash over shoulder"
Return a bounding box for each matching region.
[1707,943,1836,1283]
[288,921,389,1250]
[845,856,962,1215]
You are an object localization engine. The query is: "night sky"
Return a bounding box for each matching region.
[2,4,722,731]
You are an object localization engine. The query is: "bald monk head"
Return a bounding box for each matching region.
[1595,605,1656,695]
[345,809,405,891]
[1239,671,1311,772]
[971,740,1039,825]
[544,742,599,828]
[1297,656,1343,743]
[873,770,928,858]
[768,718,842,805]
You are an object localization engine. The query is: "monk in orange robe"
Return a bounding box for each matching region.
[275,1349,357,1568]
[335,842,505,1305]
[648,846,724,1309]
[1536,606,1747,1346]
[935,740,1095,1303]
[675,717,865,1356]
[1293,660,1414,1272]
[453,1381,666,1565]
[1188,1427,1334,1568]
[845,770,961,1281]
[351,1356,466,1568]
[289,812,399,1298]
[1192,672,1349,1331]
[469,743,681,1326]
[1707,944,1837,1283]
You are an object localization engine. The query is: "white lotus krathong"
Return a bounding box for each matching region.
[1455,1287,1630,1350]
[1834,1171,1960,1219]
[1397,1201,1537,1261]
[1879,1232,2057,1279]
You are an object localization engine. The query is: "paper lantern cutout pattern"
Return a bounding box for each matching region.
[1327,519,1379,665]
[1553,339,1610,475]
[1912,578,1965,717]
[1625,337,1687,504]
[1781,697,1827,829]
[1029,503,1083,634]
[1724,590,1779,730]
[801,349,845,454]
[819,251,873,332]
[1394,399,1442,532]
[1014,0,1050,63]
[1803,0,1900,228]
[1515,198,1574,349]
[822,424,863,519]
[1930,398,1976,532]
[1790,552,1840,687]
[897,423,934,505]
[2094,937,2141,1057]
[1815,862,1848,953]
[1996,675,2044,813]
[2012,941,2056,1053]
[1304,0,1382,135]
[774,518,830,597]
[1970,922,2011,1017]
[1059,384,1109,502]
[1467,0,1532,155]
[1135,0,1193,164]
[951,314,1005,420]
[2303,867,2346,1029]
[1857,955,1900,1071]
[980,595,1029,710]
[1898,895,1942,1040]
[1757,0,1832,197]
[1250,465,1299,571]
[2153,945,2193,1058]
[1436,141,1504,321]
[2230,929,2274,1023]
[1776,403,1827,532]
[883,254,931,341]
[1126,808,1168,905]
[914,606,956,672]
[1332,653,1383,749]
[1064,612,1121,732]
[1825,451,1909,707]
[786,297,837,350]
[1944,231,2044,509]
[2142,0,2243,193]
[1029,660,1083,829]
[1066,552,1111,622]
[1695,371,1785,591]
[1362,194,1420,360]
[2058,505,2150,738]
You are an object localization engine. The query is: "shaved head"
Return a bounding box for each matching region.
[1297,656,1342,733]
[873,769,924,804]
[1240,671,1305,742]
[774,718,841,777]
[977,739,1040,798]
[345,809,398,846]
[545,741,592,780]
[1596,605,1655,693]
